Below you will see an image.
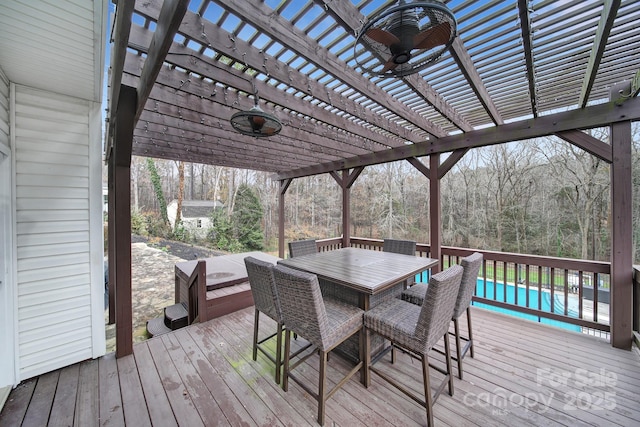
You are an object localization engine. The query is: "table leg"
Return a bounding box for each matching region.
[360,294,370,385]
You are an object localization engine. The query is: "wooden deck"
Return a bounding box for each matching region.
[1,306,639,426]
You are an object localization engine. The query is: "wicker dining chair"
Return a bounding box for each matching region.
[401,252,483,379]
[364,265,463,427]
[383,238,416,256]
[244,256,285,384]
[288,239,318,258]
[273,264,364,426]
[383,238,417,286]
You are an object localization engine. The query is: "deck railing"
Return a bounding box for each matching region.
[316,237,611,334]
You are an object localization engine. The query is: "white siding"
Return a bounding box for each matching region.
[0,67,15,388]
[0,68,8,148]
[0,1,107,102]
[14,85,102,380]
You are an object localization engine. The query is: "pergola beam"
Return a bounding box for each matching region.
[121,69,378,159]
[517,0,538,117]
[131,7,423,144]
[277,96,640,179]
[210,0,446,138]
[105,0,134,160]
[579,0,621,108]
[127,27,407,150]
[450,38,504,126]
[134,0,189,123]
[555,130,612,163]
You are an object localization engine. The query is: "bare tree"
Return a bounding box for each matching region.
[536,132,610,260]
[175,161,185,232]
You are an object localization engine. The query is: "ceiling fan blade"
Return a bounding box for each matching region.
[366,28,401,47]
[413,21,451,50]
[381,59,400,73]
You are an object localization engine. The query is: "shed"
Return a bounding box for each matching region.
[167,199,224,237]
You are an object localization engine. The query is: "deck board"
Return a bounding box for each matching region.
[198,317,311,426]
[116,353,152,427]
[161,332,230,427]
[132,342,176,427]
[1,307,639,426]
[0,377,35,426]
[75,359,99,426]
[48,363,80,426]
[21,370,58,427]
[170,327,257,427]
[98,353,125,426]
[146,337,205,427]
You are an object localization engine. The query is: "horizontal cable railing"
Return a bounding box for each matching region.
[318,237,611,334]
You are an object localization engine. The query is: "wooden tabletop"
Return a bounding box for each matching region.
[278,247,437,295]
[175,251,280,290]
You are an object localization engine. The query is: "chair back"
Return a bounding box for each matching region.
[244,256,282,322]
[453,252,483,319]
[415,265,463,350]
[383,239,416,256]
[288,239,318,258]
[273,264,328,349]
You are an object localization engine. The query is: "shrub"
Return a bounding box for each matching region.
[131,210,147,236]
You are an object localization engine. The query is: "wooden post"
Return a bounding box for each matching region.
[113,85,136,358]
[610,84,633,349]
[330,167,363,249]
[278,179,291,258]
[107,156,116,325]
[342,170,351,248]
[429,155,441,273]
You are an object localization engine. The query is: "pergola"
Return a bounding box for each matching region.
[105,0,640,357]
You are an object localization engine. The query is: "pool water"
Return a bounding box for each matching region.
[473,280,581,332]
[414,272,581,332]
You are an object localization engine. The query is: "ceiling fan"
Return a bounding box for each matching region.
[230,89,282,138]
[355,0,457,78]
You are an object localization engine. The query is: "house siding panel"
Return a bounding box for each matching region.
[14,86,97,380]
[0,70,8,148]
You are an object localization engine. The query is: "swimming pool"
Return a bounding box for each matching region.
[414,272,581,332]
[472,279,581,332]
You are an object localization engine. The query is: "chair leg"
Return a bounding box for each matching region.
[453,317,463,379]
[282,329,291,392]
[467,307,474,358]
[318,350,328,426]
[252,309,259,361]
[422,353,434,427]
[275,322,283,384]
[363,328,371,387]
[443,332,454,396]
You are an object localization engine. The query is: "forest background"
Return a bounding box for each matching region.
[120,126,640,263]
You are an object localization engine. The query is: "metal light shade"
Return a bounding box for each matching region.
[230,104,282,137]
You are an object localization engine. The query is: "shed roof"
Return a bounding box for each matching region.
[107,0,640,179]
[171,199,223,218]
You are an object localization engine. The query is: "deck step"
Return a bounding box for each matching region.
[164,303,188,330]
[146,317,172,337]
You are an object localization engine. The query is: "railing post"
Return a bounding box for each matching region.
[634,267,640,336]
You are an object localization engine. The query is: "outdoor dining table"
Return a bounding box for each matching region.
[277,246,438,385]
